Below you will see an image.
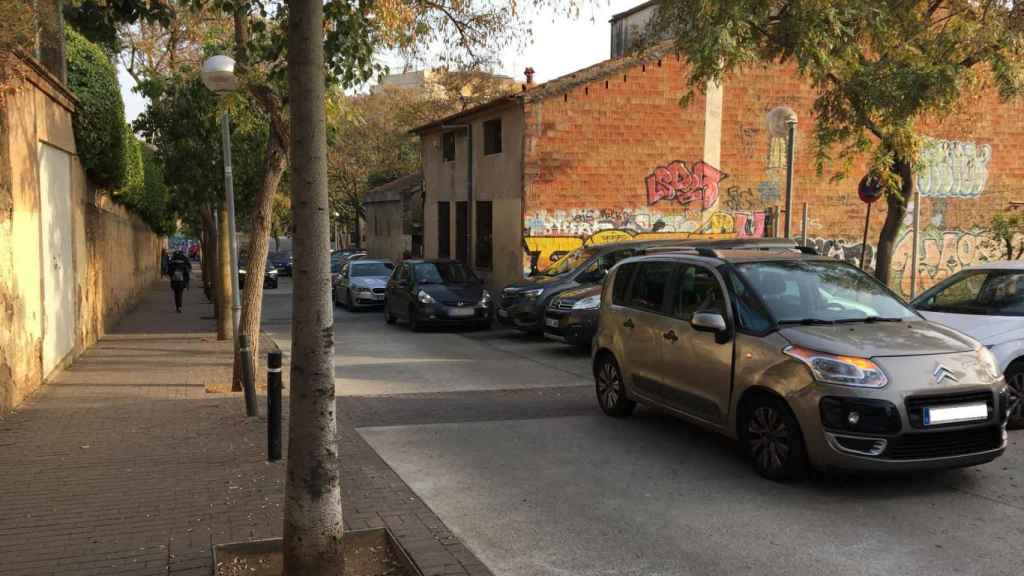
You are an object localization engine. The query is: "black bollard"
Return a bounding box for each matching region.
[267,350,282,461]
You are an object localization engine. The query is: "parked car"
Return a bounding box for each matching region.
[501,238,803,335]
[543,285,602,348]
[593,249,1008,480]
[334,259,395,309]
[238,258,278,289]
[384,259,492,331]
[911,262,1024,428]
[269,251,292,276]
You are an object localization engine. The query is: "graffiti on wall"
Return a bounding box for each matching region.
[645,160,727,209]
[916,138,992,198]
[808,227,1014,296]
[524,159,779,276]
[522,206,769,274]
[523,229,734,276]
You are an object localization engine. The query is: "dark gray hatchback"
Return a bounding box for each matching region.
[501,238,802,335]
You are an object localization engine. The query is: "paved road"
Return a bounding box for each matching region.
[264,278,1024,576]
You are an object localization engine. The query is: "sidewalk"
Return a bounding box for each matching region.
[0,283,491,576]
[0,285,278,576]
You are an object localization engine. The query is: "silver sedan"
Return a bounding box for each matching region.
[333,259,395,309]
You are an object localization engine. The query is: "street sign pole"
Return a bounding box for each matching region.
[857,174,883,271]
[860,202,872,270]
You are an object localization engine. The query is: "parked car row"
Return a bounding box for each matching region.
[329,238,1018,481]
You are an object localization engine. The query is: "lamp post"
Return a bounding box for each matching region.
[202,55,256,416]
[768,107,798,238]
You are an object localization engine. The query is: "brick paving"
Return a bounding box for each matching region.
[0,284,492,576]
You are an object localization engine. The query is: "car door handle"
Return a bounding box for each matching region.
[663,330,678,342]
[623,318,634,329]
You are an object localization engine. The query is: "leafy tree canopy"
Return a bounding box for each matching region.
[65,25,128,189]
[653,0,1024,177]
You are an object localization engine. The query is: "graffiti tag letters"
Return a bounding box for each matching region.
[645,160,727,209]
[916,138,992,198]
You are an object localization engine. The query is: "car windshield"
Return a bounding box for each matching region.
[542,247,599,277]
[735,260,918,324]
[350,262,394,277]
[915,269,1024,316]
[414,262,475,284]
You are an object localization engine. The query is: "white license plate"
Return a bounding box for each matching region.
[449,307,475,318]
[545,317,560,329]
[497,308,509,318]
[924,403,988,426]
[371,293,384,300]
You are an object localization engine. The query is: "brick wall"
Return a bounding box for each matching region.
[521,54,1024,295]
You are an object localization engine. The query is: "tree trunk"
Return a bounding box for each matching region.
[874,158,914,288]
[234,132,288,388]
[217,205,233,340]
[200,205,217,309]
[283,0,343,574]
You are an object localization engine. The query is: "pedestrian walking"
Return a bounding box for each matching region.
[168,250,192,313]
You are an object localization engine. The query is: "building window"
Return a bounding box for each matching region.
[455,201,469,264]
[438,202,451,258]
[483,119,502,155]
[475,201,493,269]
[442,132,456,162]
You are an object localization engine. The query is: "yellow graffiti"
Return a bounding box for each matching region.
[704,212,735,234]
[524,230,736,275]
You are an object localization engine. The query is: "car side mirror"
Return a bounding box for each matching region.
[692,312,730,343]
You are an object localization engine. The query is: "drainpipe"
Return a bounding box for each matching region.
[441,124,472,265]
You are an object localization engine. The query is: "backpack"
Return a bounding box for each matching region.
[172,267,186,282]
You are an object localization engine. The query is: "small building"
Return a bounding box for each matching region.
[414,28,1024,295]
[363,173,424,262]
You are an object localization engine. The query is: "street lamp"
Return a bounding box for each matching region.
[202,54,256,416]
[768,107,798,238]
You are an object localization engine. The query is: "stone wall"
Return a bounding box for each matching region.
[0,64,161,415]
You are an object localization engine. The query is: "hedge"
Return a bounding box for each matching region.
[65,26,126,189]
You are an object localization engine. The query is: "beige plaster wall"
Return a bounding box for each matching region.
[0,73,161,415]
[421,103,524,291]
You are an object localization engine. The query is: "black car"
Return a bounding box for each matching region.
[543,284,601,348]
[239,258,279,289]
[500,238,801,334]
[269,251,292,276]
[384,259,492,331]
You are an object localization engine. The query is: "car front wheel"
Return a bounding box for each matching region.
[595,354,635,417]
[739,394,808,482]
[1005,362,1024,429]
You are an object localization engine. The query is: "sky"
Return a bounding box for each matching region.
[119,0,641,123]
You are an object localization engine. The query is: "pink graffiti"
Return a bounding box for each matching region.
[645,160,727,209]
[734,212,767,238]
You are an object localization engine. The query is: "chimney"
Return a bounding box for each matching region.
[522,67,536,91]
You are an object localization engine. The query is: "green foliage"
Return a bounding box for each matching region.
[134,69,267,233]
[989,212,1024,260]
[652,1,1024,183]
[65,25,127,189]
[63,0,174,52]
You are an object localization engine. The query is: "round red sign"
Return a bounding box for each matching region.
[858,174,883,204]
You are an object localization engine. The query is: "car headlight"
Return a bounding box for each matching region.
[355,286,371,293]
[784,346,888,388]
[268,269,278,277]
[418,290,435,304]
[479,289,491,305]
[572,294,601,310]
[522,288,543,300]
[976,344,1002,381]
[239,269,247,275]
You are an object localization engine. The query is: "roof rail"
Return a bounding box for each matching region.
[797,245,818,255]
[693,247,719,258]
